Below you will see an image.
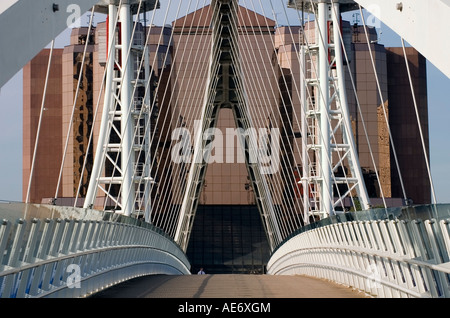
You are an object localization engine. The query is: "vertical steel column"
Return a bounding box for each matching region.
[332,1,370,210]
[143,29,152,223]
[300,44,310,223]
[317,1,332,216]
[120,0,136,217]
[84,4,117,209]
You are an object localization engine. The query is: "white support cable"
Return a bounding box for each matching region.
[25,40,55,205]
[229,52,291,238]
[55,7,96,201]
[400,38,437,205]
[228,34,290,239]
[145,0,214,232]
[237,1,307,233]
[255,0,325,223]
[358,5,408,203]
[159,4,225,232]
[172,15,229,242]
[225,13,282,240]
[245,0,311,231]
[149,2,213,237]
[244,0,307,230]
[143,0,212,232]
[153,35,212,233]
[225,6,284,245]
[137,0,210,232]
[163,36,225,236]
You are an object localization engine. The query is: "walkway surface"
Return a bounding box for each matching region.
[90,274,370,298]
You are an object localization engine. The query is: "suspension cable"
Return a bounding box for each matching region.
[25,40,55,204]
[241,0,307,230]
[359,5,408,203]
[145,0,206,230]
[54,7,96,201]
[400,38,437,204]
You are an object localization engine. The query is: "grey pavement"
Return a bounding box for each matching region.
[89,274,371,298]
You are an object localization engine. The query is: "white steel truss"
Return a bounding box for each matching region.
[293,0,371,220]
[84,0,156,218]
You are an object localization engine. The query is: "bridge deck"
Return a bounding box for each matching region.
[89,274,370,298]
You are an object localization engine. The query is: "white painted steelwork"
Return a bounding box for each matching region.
[354,0,450,79]
[84,1,155,218]
[294,0,370,221]
[0,0,100,88]
[0,204,190,298]
[174,0,282,252]
[268,205,450,298]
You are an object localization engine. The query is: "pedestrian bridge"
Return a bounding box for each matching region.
[89,274,369,298]
[1,0,450,299]
[0,202,449,298]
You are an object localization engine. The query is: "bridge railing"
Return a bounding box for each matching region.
[0,203,191,298]
[267,204,450,298]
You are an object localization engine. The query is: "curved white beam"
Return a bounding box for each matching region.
[355,0,450,79]
[0,0,100,88]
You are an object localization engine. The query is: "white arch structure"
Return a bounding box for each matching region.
[1,0,449,90]
[0,0,450,298]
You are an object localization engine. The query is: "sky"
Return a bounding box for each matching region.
[0,0,449,204]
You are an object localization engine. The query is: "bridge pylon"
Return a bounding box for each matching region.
[84,1,158,219]
[291,0,371,221]
[174,0,282,251]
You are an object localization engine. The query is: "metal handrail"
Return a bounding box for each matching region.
[0,203,191,298]
[268,209,450,298]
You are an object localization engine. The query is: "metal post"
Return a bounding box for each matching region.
[144,21,152,223]
[120,0,136,217]
[318,1,332,217]
[300,44,310,224]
